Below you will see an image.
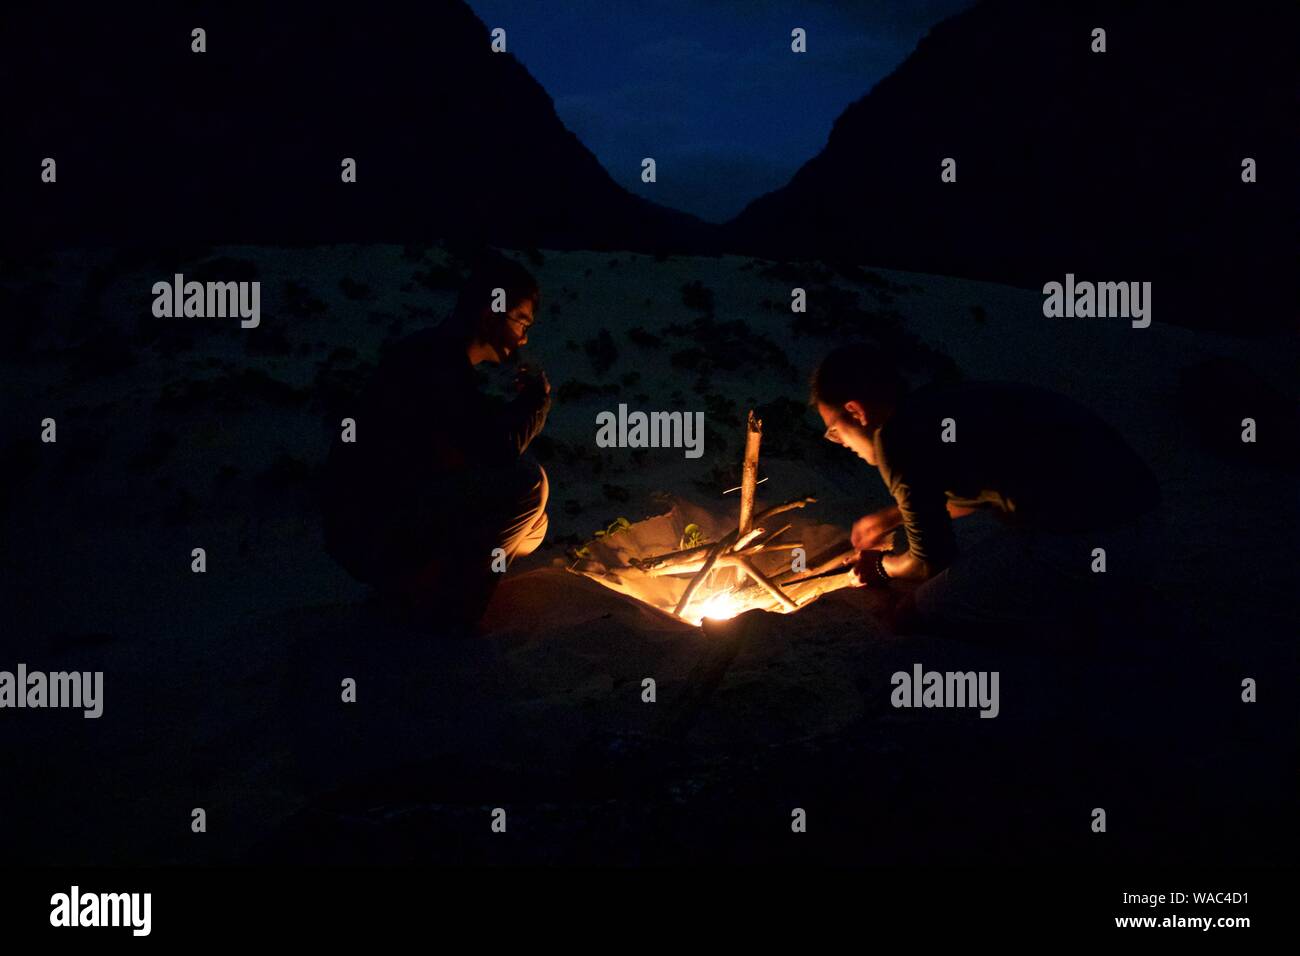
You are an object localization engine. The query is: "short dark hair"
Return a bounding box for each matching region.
[450,251,540,331]
[810,344,909,421]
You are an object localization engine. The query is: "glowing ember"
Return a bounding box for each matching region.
[688,589,750,626]
[566,493,858,628]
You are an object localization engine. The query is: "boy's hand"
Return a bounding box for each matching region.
[851,507,899,551]
[849,550,889,588]
[515,366,549,396]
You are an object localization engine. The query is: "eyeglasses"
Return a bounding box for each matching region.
[824,411,866,444]
[506,314,535,332]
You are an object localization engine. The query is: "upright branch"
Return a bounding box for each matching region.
[737,410,763,536]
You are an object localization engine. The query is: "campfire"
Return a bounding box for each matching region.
[569,411,857,626]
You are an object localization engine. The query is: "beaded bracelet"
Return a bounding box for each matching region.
[864,551,890,587]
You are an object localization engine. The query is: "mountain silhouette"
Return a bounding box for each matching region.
[726,0,1298,333]
[5,0,1293,333]
[3,0,710,251]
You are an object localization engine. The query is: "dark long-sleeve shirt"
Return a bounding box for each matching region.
[355,327,549,476]
[324,326,549,524]
[874,381,1160,574]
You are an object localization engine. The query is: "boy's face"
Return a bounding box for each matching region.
[818,400,878,466]
[483,299,535,364]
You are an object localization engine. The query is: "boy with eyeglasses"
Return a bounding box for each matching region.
[322,252,552,632]
[811,344,1161,638]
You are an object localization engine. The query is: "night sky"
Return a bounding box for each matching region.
[465,0,975,222]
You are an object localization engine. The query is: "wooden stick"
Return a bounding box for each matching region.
[752,496,816,523]
[640,503,808,577]
[745,542,802,554]
[642,537,802,575]
[673,529,738,618]
[746,523,790,550]
[735,557,799,611]
[631,541,716,570]
[648,556,728,577]
[737,411,763,536]
[670,496,814,621]
[647,549,798,577]
[772,539,854,585]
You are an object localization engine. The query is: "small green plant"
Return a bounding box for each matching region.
[680,523,704,549]
[573,517,631,562]
[592,516,631,539]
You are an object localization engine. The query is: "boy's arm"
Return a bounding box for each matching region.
[501,379,550,456]
[880,548,930,581]
[851,500,973,553]
[883,480,955,581]
[465,370,551,465]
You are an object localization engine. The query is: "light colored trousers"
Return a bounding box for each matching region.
[499,463,549,561]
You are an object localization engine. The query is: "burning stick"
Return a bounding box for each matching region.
[773,541,856,586]
[630,541,716,571]
[672,530,734,618]
[782,562,857,587]
[638,522,796,575]
[673,496,814,621]
[645,543,805,577]
[748,523,791,550]
[734,557,799,611]
[612,406,811,622]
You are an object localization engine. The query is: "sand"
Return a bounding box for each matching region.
[0,243,1294,864]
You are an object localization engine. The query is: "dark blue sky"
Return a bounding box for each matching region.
[466,0,973,222]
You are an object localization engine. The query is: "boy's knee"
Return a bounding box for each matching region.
[515,509,548,558]
[495,460,549,560]
[520,465,549,549]
[526,461,548,511]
